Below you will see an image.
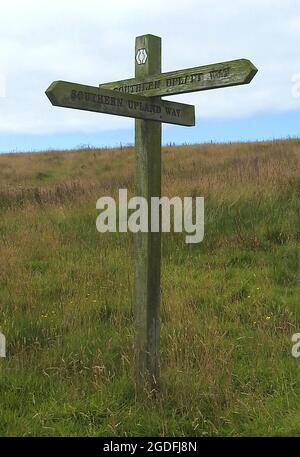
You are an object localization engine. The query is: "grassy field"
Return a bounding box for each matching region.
[0,139,299,436]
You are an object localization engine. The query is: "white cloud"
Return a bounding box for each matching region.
[0,0,299,134]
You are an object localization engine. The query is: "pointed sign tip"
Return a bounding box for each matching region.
[45,81,61,106]
[242,59,258,83]
[248,64,258,83]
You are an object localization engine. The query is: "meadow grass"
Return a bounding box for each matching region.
[0,139,299,436]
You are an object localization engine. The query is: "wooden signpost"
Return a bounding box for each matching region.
[99,58,257,97]
[46,34,257,392]
[46,81,195,126]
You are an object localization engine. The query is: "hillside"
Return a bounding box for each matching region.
[0,139,299,436]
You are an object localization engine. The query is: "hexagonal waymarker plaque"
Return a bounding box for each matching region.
[136,48,148,65]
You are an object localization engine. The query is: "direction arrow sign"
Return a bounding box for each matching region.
[99,58,257,97]
[45,81,195,126]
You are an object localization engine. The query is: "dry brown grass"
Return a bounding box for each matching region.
[0,139,299,210]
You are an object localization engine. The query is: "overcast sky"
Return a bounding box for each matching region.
[0,0,299,151]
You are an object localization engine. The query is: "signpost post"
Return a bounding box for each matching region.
[46,34,257,393]
[134,34,162,391]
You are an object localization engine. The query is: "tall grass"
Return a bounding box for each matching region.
[0,139,299,436]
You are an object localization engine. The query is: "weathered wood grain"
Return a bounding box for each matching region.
[99,58,258,97]
[134,34,161,391]
[46,81,195,126]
